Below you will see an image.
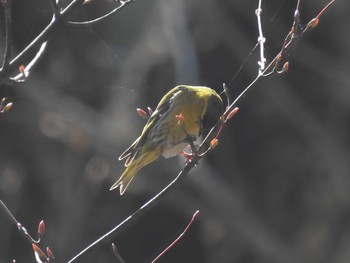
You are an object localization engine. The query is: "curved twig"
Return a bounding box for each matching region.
[67,0,133,26]
[0,199,41,244]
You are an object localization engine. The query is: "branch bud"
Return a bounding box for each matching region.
[278,62,289,74]
[225,107,239,123]
[32,244,46,259]
[19,65,25,74]
[147,107,154,116]
[1,102,13,113]
[306,18,319,31]
[136,108,148,120]
[210,138,218,149]
[46,247,55,261]
[37,220,45,238]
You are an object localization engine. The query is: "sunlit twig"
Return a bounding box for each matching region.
[255,0,266,74]
[0,199,41,244]
[67,0,133,26]
[151,210,200,263]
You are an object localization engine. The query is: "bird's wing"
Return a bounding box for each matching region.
[118,87,185,167]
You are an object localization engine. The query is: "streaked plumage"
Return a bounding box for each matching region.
[110,85,223,194]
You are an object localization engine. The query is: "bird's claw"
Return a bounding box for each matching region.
[181,137,199,165]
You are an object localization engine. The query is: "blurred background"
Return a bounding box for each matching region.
[1,0,350,262]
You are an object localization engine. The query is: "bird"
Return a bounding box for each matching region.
[110,85,223,195]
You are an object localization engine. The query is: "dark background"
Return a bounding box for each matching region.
[1,0,350,262]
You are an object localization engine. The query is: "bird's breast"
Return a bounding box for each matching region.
[161,142,188,159]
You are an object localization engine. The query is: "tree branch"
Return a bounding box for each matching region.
[255,0,266,74]
[67,0,133,26]
[1,0,13,70]
[0,0,134,86]
[66,161,196,263]
[0,199,41,244]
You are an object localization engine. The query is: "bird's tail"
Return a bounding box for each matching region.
[110,161,140,195]
[110,150,160,195]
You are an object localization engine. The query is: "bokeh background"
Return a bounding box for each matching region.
[1,0,350,262]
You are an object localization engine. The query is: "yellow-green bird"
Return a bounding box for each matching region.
[110,85,223,195]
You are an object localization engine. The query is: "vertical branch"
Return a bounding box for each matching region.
[1,0,13,70]
[255,0,266,75]
[49,0,60,17]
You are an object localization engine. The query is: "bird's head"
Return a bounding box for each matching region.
[201,91,223,132]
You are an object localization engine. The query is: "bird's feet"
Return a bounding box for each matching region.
[181,136,199,165]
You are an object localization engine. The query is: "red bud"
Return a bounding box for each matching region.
[46,246,55,260]
[210,138,218,149]
[278,62,289,74]
[32,244,46,259]
[38,220,45,238]
[0,102,13,113]
[225,107,239,123]
[136,108,148,119]
[19,65,25,74]
[306,18,319,31]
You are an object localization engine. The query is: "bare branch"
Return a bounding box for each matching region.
[0,199,41,244]
[10,42,48,82]
[1,0,13,70]
[50,0,60,17]
[67,0,133,26]
[151,210,200,263]
[255,0,266,74]
[0,0,135,86]
[66,162,196,263]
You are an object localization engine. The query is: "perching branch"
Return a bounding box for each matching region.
[66,162,196,262]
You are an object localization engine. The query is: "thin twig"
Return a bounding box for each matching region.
[49,0,60,17]
[67,0,133,26]
[1,0,13,70]
[0,199,40,244]
[151,210,200,263]
[10,42,48,82]
[255,0,266,74]
[0,0,134,86]
[316,0,336,19]
[111,243,125,263]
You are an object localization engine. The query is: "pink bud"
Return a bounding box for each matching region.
[225,107,239,123]
[136,108,148,119]
[32,244,46,259]
[210,138,218,149]
[46,247,55,260]
[38,220,45,238]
